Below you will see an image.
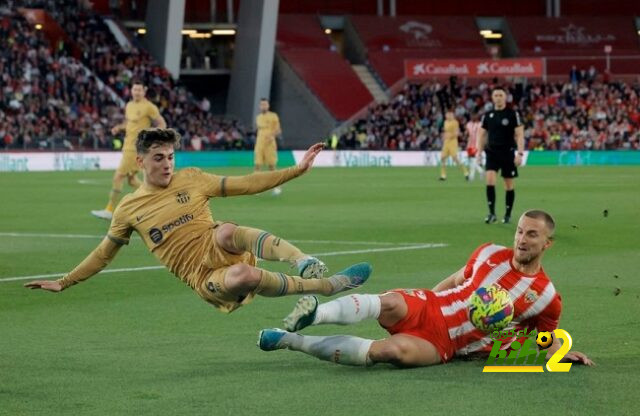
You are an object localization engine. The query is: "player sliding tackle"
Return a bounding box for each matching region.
[259,210,593,367]
[25,128,372,313]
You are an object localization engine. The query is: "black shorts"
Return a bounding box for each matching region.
[485,150,518,178]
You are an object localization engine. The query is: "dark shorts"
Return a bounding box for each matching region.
[485,149,518,178]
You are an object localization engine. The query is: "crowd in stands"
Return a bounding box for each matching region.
[2,0,638,152]
[0,8,121,149]
[337,78,640,151]
[2,0,251,150]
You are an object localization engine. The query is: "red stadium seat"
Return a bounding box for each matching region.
[279,49,373,120]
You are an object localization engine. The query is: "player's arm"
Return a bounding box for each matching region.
[24,237,123,292]
[432,266,466,291]
[273,114,282,137]
[514,111,524,166]
[514,125,524,166]
[111,121,126,135]
[476,126,487,154]
[215,142,324,196]
[148,103,167,129]
[152,114,167,129]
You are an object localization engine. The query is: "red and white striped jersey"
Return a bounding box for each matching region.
[465,121,482,149]
[434,243,562,357]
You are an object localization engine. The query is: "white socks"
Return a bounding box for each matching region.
[283,333,374,366]
[313,294,381,326]
[469,158,483,180]
[275,294,381,366]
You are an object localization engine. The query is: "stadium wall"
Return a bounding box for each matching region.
[271,53,337,148]
[3,151,638,172]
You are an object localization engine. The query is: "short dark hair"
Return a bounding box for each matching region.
[260,97,269,102]
[131,79,144,87]
[523,209,556,238]
[136,128,181,154]
[491,86,506,94]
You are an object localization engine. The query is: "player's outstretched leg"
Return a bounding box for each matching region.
[452,155,469,180]
[258,329,373,366]
[283,293,381,332]
[254,263,372,298]
[503,180,515,224]
[257,330,441,367]
[92,172,126,220]
[439,156,447,180]
[226,225,328,278]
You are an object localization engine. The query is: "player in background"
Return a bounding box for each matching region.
[91,80,166,220]
[259,210,593,368]
[465,113,484,181]
[439,110,469,181]
[254,98,282,195]
[477,87,524,224]
[26,129,372,314]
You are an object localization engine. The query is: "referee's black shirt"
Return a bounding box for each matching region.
[481,108,522,151]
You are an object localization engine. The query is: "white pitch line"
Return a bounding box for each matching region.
[0,243,447,283]
[0,232,103,239]
[77,179,107,185]
[0,232,432,246]
[311,243,446,257]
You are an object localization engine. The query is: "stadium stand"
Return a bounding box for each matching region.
[0,10,121,150]
[337,81,640,151]
[508,17,640,75]
[349,16,488,88]
[275,15,373,121]
[276,14,332,50]
[4,0,250,150]
[278,48,373,121]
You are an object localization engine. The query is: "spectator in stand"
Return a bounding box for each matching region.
[337,79,640,152]
[6,0,251,150]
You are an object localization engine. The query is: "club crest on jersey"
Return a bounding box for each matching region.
[524,289,539,303]
[176,191,190,204]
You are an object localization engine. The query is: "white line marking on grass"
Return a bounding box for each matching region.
[0,232,434,247]
[78,179,107,185]
[0,232,103,239]
[289,239,426,246]
[0,266,164,282]
[0,243,447,283]
[311,243,447,257]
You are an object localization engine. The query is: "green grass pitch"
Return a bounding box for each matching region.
[1,166,639,415]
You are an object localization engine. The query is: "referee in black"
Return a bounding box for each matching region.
[476,86,525,224]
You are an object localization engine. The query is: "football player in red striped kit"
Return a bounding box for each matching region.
[259,210,593,368]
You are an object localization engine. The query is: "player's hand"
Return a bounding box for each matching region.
[110,126,120,135]
[514,153,523,166]
[298,142,325,173]
[24,280,63,292]
[560,350,595,366]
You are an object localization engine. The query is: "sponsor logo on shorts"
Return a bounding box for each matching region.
[207,281,222,293]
